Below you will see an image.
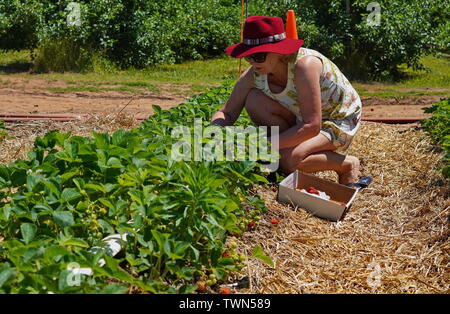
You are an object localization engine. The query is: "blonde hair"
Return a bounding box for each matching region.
[280,52,298,64]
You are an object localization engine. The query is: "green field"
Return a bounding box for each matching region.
[1,50,449,98]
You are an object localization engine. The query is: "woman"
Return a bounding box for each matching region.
[211,16,362,185]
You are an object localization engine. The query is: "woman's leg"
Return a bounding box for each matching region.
[244,88,360,184]
[279,133,360,184]
[245,88,296,134]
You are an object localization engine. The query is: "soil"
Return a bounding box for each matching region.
[0,76,446,119]
[0,77,186,118]
[361,95,444,119]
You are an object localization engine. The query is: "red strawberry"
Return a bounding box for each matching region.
[271,219,280,225]
[306,186,319,195]
[271,186,277,192]
[196,281,207,292]
[219,287,231,294]
[221,252,231,258]
[248,221,255,228]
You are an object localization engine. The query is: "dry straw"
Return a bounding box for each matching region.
[0,113,139,164]
[231,122,449,294]
[0,119,448,294]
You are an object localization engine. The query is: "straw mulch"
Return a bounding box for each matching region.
[1,118,448,294]
[234,122,449,294]
[0,114,139,164]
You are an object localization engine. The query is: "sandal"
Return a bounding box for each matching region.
[346,176,373,190]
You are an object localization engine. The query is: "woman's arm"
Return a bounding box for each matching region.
[274,55,323,149]
[210,66,254,127]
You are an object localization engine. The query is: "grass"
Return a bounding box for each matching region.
[0,49,449,99]
[0,78,15,87]
[48,84,159,94]
[0,50,32,74]
[353,54,450,98]
[0,49,241,97]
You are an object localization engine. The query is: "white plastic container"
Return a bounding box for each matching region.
[277,171,358,221]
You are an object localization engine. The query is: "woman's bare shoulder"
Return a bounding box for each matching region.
[236,65,255,88]
[294,55,323,79]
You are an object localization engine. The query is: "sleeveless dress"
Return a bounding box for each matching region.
[253,47,362,154]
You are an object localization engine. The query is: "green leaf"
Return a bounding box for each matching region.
[0,263,15,288]
[96,284,129,294]
[97,219,115,234]
[1,206,11,221]
[178,284,197,294]
[31,204,53,218]
[112,130,129,146]
[60,188,81,203]
[151,230,165,252]
[85,183,106,193]
[60,169,80,182]
[107,157,122,167]
[43,179,61,196]
[251,245,274,267]
[44,246,70,260]
[251,173,269,183]
[53,211,75,227]
[0,164,10,181]
[152,105,162,115]
[26,174,44,192]
[20,223,37,244]
[10,169,27,186]
[93,132,110,149]
[98,198,114,209]
[210,178,227,189]
[60,238,89,248]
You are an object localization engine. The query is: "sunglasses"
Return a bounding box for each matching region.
[244,52,268,63]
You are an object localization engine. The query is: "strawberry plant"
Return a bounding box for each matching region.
[421,98,450,179]
[0,82,275,293]
[0,119,6,144]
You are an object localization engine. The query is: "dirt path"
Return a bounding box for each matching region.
[0,88,185,116]
[0,76,445,119]
[0,76,186,117]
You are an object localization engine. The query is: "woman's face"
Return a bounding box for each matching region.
[246,52,283,75]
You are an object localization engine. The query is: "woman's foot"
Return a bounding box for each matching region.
[338,156,361,185]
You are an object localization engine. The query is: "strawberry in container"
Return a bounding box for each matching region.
[296,186,331,200]
[305,186,319,195]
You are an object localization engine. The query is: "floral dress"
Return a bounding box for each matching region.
[253,47,362,153]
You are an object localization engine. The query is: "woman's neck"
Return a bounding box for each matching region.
[268,60,288,85]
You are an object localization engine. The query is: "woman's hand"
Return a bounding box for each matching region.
[210,66,254,127]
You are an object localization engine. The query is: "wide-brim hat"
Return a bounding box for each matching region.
[226,16,304,58]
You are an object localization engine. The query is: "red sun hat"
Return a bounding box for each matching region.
[226,16,304,58]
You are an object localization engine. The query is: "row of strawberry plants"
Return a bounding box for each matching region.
[0,81,272,293]
[421,98,450,179]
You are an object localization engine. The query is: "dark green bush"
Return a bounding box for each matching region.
[0,0,43,50]
[32,38,93,73]
[250,0,446,80]
[0,0,448,79]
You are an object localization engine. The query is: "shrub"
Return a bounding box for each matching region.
[255,0,442,80]
[421,98,450,179]
[0,0,448,79]
[32,38,93,73]
[0,0,42,50]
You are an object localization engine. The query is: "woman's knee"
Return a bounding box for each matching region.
[244,88,265,113]
[244,89,296,131]
[279,148,305,174]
